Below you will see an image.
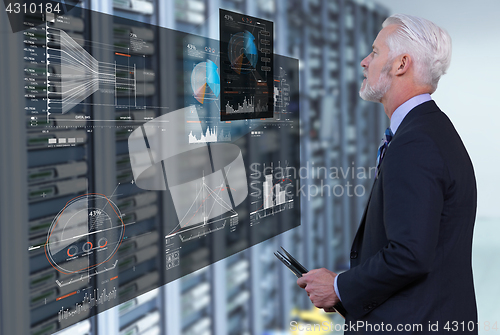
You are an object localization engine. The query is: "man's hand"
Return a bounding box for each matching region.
[297,268,340,312]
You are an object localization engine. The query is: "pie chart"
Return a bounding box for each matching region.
[228,31,258,75]
[191,59,220,104]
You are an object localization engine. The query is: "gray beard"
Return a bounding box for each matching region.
[359,73,392,102]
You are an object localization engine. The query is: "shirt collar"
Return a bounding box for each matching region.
[390,93,432,134]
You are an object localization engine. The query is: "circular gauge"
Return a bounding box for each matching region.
[67,245,78,257]
[228,30,258,75]
[45,194,125,275]
[98,237,108,248]
[82,241,93,252]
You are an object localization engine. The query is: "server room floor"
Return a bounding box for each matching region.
[472,217,500,333]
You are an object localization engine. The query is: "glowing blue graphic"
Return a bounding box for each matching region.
[191,59,220,104]
[228,31,258,74]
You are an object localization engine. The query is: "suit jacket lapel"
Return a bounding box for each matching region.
[351,176,377,253]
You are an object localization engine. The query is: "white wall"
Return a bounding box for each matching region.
[373,0,500,220]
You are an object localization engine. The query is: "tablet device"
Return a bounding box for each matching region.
[274,246,347,318]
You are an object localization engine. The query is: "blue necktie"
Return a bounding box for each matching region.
[376,127,393,172]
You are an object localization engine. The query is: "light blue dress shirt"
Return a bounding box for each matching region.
[333,93,432,302]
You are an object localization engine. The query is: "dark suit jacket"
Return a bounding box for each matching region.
[336,101,478,334]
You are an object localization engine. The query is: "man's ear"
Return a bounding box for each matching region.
[395,54,411,76]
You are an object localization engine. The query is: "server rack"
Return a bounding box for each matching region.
[0,5,31,335]
[282,0,389,327]
[0,1,388,335]
[22,3,96,335]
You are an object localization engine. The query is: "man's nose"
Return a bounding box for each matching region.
[360,54,370,68]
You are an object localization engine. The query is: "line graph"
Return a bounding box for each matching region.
[225,95,255,114]
[188,126,232,143]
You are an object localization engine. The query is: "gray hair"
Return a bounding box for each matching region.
[382,14,452,93]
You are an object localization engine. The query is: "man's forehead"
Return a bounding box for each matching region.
[373,25,398,49]
[372,37,383,51]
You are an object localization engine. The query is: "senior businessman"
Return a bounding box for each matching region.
[297,14,478,334]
